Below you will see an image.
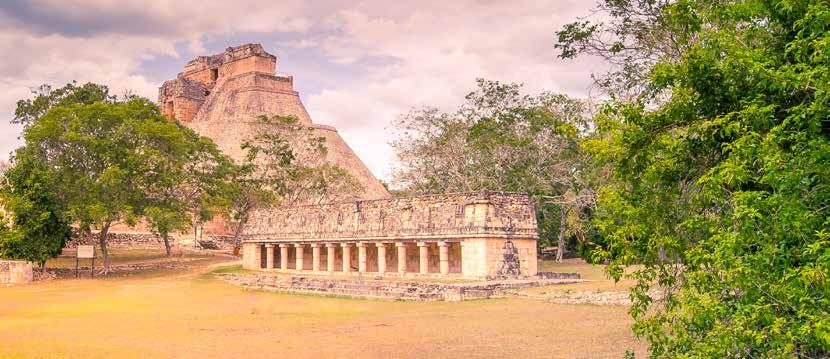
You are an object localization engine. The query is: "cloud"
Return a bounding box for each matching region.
[0,0,602,182]
[303,1,606,180]
[0,0,329,160]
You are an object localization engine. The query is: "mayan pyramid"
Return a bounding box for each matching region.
[158,43,390,201]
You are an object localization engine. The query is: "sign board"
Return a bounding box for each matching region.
[77,245,95,259]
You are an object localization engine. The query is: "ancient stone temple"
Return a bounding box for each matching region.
[241,191,539,279]
[158,43,389,200]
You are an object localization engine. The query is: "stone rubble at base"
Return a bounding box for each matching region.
[216,273,577,302]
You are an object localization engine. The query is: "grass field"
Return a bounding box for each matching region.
[0,251,645,358]
[530,259,639,294]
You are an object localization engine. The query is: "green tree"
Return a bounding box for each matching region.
[560,0,830,356]
[391,79,595,257]
[0,154,72,268]
[17,87,226,272]
[141,130,233,256]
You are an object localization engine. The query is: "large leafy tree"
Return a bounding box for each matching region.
[16,83,228,271]
[560,0,830,356]
[391,79,594,255]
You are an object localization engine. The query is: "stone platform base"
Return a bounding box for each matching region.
[0,261,33,285]
[216,272,581,301]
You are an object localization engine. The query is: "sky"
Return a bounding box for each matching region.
[0,0,605,181]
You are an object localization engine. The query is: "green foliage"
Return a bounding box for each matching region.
[13,82,232,266]
[391,79,597,251]
[568,0,830,356]
[14,82,114,130]
[0,154,71,266]
[224,114,363,245]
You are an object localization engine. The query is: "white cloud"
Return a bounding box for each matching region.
[0,0,603,183]
[305,1,605,181]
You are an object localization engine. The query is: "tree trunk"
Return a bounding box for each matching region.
[98,222,111,274]
[232,213,249,251]
[162,233,172,257]
[557,208,569,263]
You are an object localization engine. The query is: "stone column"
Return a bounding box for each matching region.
[311,244,321,272]
[376,243,387,275]
[294,243,304,271]
[438,241,450,275]
[417,242,429,274]
[341,243,352,273]
[357,242,368,273]
[326,243,337,272]
[279,244,289,270]
[265,244,275,270]
[396,242,407,274]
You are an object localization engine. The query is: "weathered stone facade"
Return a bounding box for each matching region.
[242,191,539,279]
[0,260,33,285]
[159,43,389,201]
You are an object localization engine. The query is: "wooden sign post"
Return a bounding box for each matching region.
[76,245,95,278]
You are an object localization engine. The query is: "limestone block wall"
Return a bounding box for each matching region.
[0,260,33,285]
[242,242,261,270]
[244,191,537,241]
[461,238,537,277]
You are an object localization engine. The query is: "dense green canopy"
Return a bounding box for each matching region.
[560,0,830,356]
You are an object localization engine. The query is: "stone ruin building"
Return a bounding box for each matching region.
[157,43,538,278]
[242,191,539,279]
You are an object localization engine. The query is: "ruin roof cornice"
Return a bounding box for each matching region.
[253,190,534,211]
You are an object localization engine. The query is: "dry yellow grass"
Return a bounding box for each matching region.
[528,259,639,294]
[0,252,646,358]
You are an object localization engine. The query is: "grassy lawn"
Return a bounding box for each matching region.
[531,259,638,294]
[45,248,212,269]
[0,253,645,358]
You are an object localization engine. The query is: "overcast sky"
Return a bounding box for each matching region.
[0,0,604,181]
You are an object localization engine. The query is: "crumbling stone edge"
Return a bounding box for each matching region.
[215,273,582,302]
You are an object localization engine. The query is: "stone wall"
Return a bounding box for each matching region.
[216,273,579,301]
[66,231,166,250]
[244,191,537,241]
[66,231,237,251]
[0,260,33,285]
[461,238,538,278]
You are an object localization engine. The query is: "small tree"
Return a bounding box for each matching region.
[143,130,234,256]
[0,154,72,268]
[226,114,363,246]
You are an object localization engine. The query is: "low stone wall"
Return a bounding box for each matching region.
[537,272,581,280]
[216,273,580,301]
[66,231,165,250]
[65,231,237,252]
[0,260,33,285]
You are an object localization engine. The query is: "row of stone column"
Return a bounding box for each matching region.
[262,241,453,275]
